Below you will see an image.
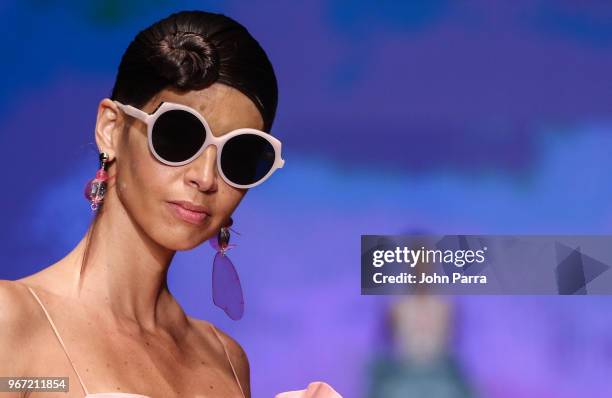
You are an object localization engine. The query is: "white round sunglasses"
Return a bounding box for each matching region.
[113,100,285,189]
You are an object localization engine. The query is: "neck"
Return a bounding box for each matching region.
[65,195,186,332]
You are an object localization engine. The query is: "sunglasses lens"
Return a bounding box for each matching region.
[152,110,205,163]
[221,134,276,186]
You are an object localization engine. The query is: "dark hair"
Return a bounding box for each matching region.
[111,9,278,132]
[79,10,278,285]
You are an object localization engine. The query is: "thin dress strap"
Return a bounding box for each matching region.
[209,324,246,398]
[24,285,90,395]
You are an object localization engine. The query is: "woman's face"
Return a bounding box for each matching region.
[97,83,264,251]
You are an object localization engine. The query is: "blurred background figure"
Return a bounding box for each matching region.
[366,236,475,398]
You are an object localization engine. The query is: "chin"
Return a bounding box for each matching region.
[164,230,209,251]
[150,205,216,249]
[162,238,204,252]
[173,241,204,251]
[145,222,207,251]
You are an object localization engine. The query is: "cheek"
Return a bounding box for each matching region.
[214,184,247,226]
[117,157,199,248]
[115,136,163,206]
[113,136,247,249]
[114,139,173,229]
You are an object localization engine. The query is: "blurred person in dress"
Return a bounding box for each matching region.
[365,234,476,398]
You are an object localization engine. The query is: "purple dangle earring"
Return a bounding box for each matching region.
[209,217,245,320]
[84,152,111,212]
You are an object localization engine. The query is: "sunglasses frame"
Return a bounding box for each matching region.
[113,100,285,189]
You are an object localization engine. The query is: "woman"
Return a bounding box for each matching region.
[0,10,340,398]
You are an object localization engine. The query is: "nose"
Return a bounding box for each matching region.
[184,144,218,192]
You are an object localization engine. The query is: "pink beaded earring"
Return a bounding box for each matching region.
[84,152,111,212]
[209,217,245,320]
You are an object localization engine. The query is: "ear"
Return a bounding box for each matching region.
[94,98,124,161]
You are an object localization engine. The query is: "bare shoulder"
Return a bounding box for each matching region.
[189,317,250,363]
[189,317,251,397]
[0,279,42,326]
[0,279,45,372]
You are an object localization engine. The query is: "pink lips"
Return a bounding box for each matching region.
[167,202,210,225]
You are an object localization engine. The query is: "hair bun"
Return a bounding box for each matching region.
[155,31,220,89]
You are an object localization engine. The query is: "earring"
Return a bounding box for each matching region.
[84,152,111,212]
[209,217,245,320]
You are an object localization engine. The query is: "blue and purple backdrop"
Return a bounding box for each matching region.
[1,1,612,397]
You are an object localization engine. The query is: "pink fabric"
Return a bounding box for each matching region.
[274,381,342,398]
